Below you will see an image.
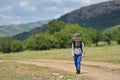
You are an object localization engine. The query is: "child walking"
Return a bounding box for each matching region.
[72,33,85,74]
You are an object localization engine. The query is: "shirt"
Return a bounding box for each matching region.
[72,41,85,56]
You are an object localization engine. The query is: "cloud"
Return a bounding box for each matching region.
[54,0,62,3]
[81,0,91,4]
[47,6,58,11]
[19,0,37,11]
[0,6,12,11]
[69,0,91,5]
[0,14,12,20]
[12,21,22,25]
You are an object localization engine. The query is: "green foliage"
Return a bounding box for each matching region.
[57,24,92,46]
[1,20,120,53]
[0,45,2,52]
[0,37,14,53]
[103,25,120,45]
[25,33,56,50]
[24,22,101,50]
[46,20,65,34]
[117,32,120,44]
[11,40,23,52]
[83,28,101,46]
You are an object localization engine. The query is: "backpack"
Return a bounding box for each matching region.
[73,41,83,52]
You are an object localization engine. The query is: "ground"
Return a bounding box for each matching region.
[0,59,120,80]
[0,45,120,80]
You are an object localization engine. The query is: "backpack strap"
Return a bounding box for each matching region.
[73,41,83,53]
[80,41,83,53]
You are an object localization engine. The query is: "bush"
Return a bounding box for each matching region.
[11,40,23,52]
[0,45,2,52]
[0,37,14,53]
[117,32,120,44]
[117,39,120,44]
[25,33,55,50]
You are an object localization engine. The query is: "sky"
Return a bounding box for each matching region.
[0,0,110,25]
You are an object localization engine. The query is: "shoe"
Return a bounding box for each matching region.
[76,69,80,74]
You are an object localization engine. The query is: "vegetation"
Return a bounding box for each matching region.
[0,37,14,53]
[0,20,120,53]
[0,37,23,53]
[103,25,120,45]
[11,40,23,52]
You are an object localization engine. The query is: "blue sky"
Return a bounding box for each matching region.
[0,0,109,25]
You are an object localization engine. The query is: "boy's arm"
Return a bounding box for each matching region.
[71,43,74,57]
[82,42,85,56]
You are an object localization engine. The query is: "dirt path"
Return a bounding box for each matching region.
[1,59,120,80]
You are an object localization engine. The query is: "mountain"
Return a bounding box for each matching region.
[13,24,48,41]
[0,20,49,36]
[13,0,120,41]
[59,0,120,30]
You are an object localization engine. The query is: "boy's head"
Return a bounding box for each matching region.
[73,33,81,42]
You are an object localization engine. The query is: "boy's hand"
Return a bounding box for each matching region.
[82,53,85,57]
[72,55,74,58]
[72,54,74,58]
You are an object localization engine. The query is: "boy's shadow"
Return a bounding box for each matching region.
[80,72,88,74]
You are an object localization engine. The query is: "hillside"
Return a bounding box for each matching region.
[0,20,49,36]
[59,0,120,30]
[13,0,120,41]
[13,24,48,41]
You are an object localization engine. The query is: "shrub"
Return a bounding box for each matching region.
[11,40,23,52]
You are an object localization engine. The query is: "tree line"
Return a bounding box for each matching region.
[0,20,120,53]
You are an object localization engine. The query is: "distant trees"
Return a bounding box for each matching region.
[103,25,120,45]
[11,40,23,52]
[25,33,56,50]
[24,23,94,50]
[117,32,120,44]
[0,37,14,53]
[46,20,65,34]
[0,37,23,53]
[0,20,120,54]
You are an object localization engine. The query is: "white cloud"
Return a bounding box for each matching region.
[81,0,91,4]
[54,0,62,3]
[0,14,12,20]
[47,6,58,11]
[12,21,22,25]
[19,0,37,11]
[0,6,12,11]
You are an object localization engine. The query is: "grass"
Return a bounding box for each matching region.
[0,45,120,64]
[0,62,91,80]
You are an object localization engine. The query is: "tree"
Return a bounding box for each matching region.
[0,37,14,53]
[11,40,23,52]
[54,24,92,47]
[117,32,120,44]
[25,33,55,50]
[0,45,2,52]
[46,20,65,34]
[85,28,101,46]
[103,25,120,45]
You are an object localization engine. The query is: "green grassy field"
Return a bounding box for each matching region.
[0,45,120,64]
[0,45,120,80]
[0,62,91,80]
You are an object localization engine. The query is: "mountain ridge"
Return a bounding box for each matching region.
[0,20,49,36]
[58,0,120,30]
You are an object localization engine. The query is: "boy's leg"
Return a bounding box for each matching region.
[74,54,77,73]
[74,54,77,68]
[76,55,82,74]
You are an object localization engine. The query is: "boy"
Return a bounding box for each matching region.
[72,33,85,74]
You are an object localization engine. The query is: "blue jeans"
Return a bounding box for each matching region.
[74,54,82,70]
